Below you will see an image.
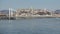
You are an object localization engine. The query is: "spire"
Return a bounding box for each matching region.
[44,8,47,11]
[31,6,33,9]
[29,6,33,10]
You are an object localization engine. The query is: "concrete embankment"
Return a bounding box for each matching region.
[16,15,60,19]
[0,15,60,20]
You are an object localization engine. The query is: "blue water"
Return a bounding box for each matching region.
[0,18,60,34]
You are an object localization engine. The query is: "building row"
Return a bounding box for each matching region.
[0,9,60,19]
[16,8,53,17]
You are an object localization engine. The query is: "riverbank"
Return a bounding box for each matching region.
[0,15,60,20]
[0,17,16,20]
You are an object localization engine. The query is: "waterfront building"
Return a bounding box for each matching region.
[16,8,52,17]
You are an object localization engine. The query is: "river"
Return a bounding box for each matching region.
[0,18,60,34]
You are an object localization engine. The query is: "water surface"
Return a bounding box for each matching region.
[0,18,60,34]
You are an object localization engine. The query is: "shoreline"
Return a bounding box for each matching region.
[0,17,60,20]
[0,15,60,20]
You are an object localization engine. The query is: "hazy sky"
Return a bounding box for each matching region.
[0,0,60,10]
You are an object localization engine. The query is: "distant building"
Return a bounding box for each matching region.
[54,10,60,14]
[0,10,9,17]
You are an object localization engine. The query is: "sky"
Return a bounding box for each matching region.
[0,0,60,10]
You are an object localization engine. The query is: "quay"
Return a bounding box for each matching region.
[16,15,60,19]
[0,14,60,20]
